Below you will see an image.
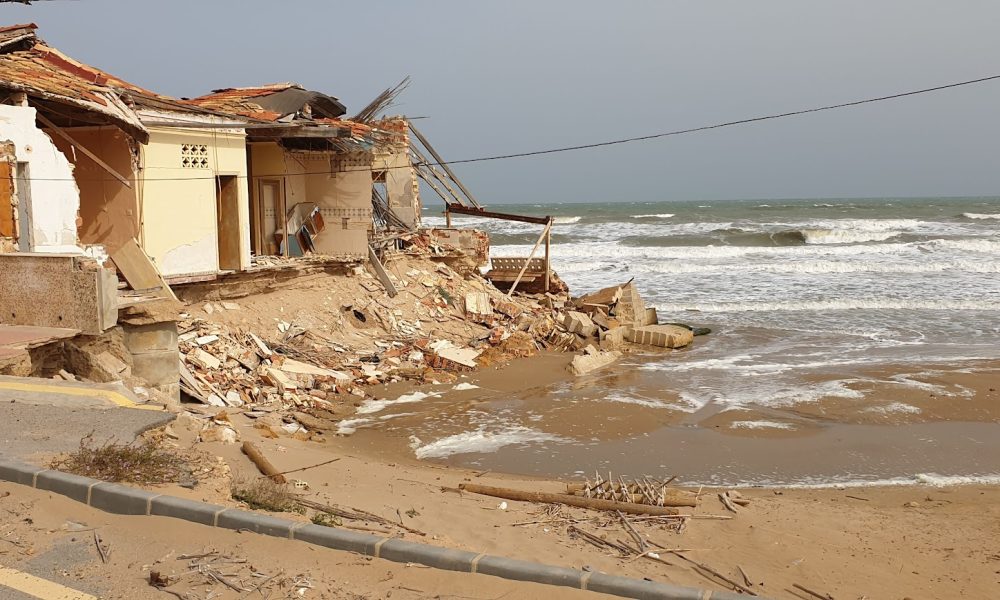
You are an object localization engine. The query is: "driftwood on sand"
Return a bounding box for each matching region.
[458,483,681,516]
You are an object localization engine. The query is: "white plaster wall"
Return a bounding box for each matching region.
[0,105,81,253]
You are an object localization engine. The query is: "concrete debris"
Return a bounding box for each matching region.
[569,347,622,376]
[626,324,695,349]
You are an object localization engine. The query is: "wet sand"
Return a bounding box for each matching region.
[338,352,1000,486]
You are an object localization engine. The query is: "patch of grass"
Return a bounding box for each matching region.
[50,435,187,485]
[230,473,302,513]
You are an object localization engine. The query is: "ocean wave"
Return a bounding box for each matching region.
[633,213,675,219]
[962,212,1000,220]
[654,298,998,312]
[553,216,581,224]
[632,259,1000,275]
[413,426,565,459]
[799,229,901,244]
[696,473,1000,489]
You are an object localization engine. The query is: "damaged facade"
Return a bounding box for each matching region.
[0,24,423,278]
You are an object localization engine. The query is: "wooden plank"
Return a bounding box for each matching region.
[367,245,398,297]
[34,112,133,188]
[110,238,179,302]
[0,161,13,238]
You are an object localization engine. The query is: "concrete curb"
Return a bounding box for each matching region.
[0,457,756,600]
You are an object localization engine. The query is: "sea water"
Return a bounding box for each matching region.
[411,197,1000,484]
[426,197,1000,411]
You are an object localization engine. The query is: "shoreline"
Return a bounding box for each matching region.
[332,352,1000,487]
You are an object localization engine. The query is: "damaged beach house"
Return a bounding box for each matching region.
[0,23,690,418]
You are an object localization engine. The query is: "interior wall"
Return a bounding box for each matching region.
[378,150,421,227]
[140,126,250,276]
[0,105,81,253]
[48,127,139,254]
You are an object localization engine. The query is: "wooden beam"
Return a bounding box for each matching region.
[445,204,551,225]
[250,126,350,139]
[367,245,398,297]
[408,122,482,208]
[34,111,133,188]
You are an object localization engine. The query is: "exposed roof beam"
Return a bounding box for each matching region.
[35,111,133,188]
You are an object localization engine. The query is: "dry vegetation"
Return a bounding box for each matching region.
[229,472,302,513]
[50,435,188,485]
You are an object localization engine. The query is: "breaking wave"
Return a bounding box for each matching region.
[654,298,998,312]
[553,216,581,224]
[962,212,1000,220]
[633,213,675,219]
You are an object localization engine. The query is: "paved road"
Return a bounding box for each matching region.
[0,375,174,461]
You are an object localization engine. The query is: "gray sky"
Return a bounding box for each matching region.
[6,0,1000,204]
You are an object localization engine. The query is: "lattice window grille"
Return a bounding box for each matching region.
[180,144,210,169]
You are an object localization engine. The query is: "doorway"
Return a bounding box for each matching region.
[257,179,282,256]
[215,175,240,270]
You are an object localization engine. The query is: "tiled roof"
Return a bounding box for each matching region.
[189,84,302,120]
[0,25,245,142]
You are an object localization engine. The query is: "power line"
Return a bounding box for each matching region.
[17,72,1000,183]
[429,73,1000,166]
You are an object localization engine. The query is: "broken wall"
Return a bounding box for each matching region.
[373,118,421,228]
[0,140,15,252]
[140,125,251,276]
[0,105,81,253]
[48,127,140,254]
[250,143,372,259]
[0,253,117,334]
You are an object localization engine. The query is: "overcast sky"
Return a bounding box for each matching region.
[6,1,1000,204]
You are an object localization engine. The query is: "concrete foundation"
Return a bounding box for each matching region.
[122,321,179,400]
[0,253,117,335]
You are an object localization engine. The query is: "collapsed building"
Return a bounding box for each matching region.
[0,24,689,435]
[0,23,558,405]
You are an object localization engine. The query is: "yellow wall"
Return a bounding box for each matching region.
[139,127,250,276]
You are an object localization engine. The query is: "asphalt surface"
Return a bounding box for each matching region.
[0,377,174,462]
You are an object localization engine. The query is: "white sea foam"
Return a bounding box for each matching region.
[634,259,1000,275]
[336,418,371,435]
[653,298,998,313]
[553,216,581,224]
[962,212,1000,220]
[864,402,922,415]
[692,472,1000,489]
[413,426,565,459]
[633,213,675,219]
[356,391,438,415]
[452,382,479,391]
[730,420,796,430]
[800,229,901,244]
[604,392,677,409]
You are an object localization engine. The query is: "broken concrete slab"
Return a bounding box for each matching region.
[598,326,627,351]
[187,348,222,370]
[568,348,622,376]
[563,311,597,337]
[626,324,694,349]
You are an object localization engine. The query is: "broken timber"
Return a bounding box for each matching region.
[459,483,680,516]
[367,246,398,297]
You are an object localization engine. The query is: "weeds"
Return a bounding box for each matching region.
[310,512,341,527]
[230,472,302,513]
[50,435,187,485]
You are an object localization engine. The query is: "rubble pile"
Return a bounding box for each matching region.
[176,254,575,439]
[553,279,699,375]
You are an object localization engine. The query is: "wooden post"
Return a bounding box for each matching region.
[506,220,552,298]
[445,206,452,227]
[280,186,288,257]
[544,217,551,292]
